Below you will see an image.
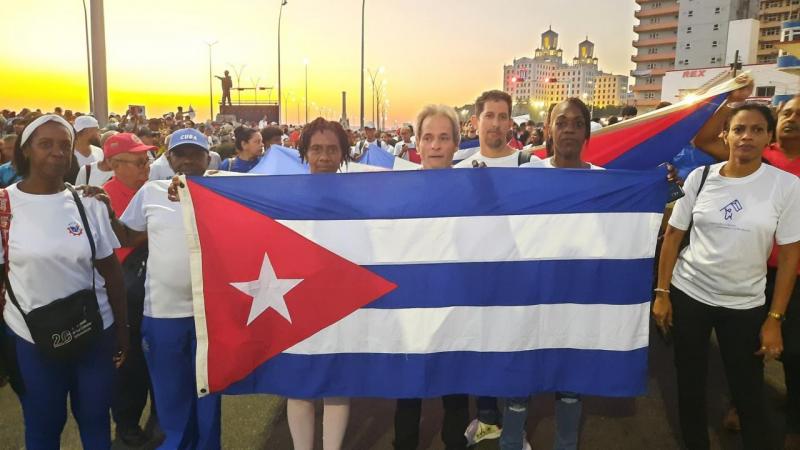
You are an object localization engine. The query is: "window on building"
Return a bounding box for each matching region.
[756,86,776,97]
[688,10,693,17]
[712,40,718,47]
[711,57,718,64]
[687,26,692,33]
[713,24,719,30]
[714,7,720,13]
[685,43,691,49]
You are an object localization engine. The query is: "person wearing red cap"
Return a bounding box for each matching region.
[100,132,157,446]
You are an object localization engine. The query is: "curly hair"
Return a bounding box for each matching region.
[297,118,351,165]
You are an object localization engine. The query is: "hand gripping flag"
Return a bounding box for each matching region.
[529,74,752,169]
[181,168,668,398]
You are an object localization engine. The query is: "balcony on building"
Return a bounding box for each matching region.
[635,4,679,19]
[632,83,662,92]
[633,36,677,47]
[634,98,662,107]
[631,52,676,63]
[634,21,679,33]
[631,67,668,77]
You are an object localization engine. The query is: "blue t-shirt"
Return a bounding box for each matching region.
[0,162,22,187]
[219,156,260,173]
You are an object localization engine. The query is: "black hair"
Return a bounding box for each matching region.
[261,126,283,144]
[233,125,259,151]
[621,105,638,117]
[475,90,513,117]
[724,103,776,134]
[298,118,351,164]
[553,98,592,140]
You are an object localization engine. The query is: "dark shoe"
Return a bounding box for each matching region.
[722,407,741,432]
[117,425,150,447]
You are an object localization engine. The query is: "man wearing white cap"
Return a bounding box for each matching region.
[105,128,221,449]
[353,121,389,159]
[73,115,104,166]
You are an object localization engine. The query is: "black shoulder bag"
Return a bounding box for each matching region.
[679,165,711,252]
[1,185,103,361]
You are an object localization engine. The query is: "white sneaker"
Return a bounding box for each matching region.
[464,418,502,446]
[522,430,532,450]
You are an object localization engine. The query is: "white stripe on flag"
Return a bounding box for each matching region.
[278,212,662,265]
[284,302,650,355]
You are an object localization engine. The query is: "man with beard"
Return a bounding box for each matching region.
[455,90,538,169]
[73,115,105,166]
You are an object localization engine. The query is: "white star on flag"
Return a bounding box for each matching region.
[230,253,304,325]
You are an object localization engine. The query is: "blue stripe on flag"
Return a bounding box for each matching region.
[190,167,668,220]
[605,93,728,169]
[365,259,654,308]
[224,348,648,398]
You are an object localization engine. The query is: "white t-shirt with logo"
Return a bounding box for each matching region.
[1,184,119,342]
[454,149,538,168]
[669,162,800,309]
[120,180,193,318]
[75,161,114,186]
[521,156,604,171]
[74,145,104,166]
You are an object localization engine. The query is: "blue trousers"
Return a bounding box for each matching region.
[12,327,116,450]
[142,316,221,450]
[500,393,582,450]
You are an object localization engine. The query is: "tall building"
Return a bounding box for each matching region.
[503,28,628,111]
[758,0,800,64]
[631,0,679,110]
[675,0,758,69]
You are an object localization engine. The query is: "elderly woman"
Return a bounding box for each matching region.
[286,117,353,450]
[654,103,800,450]
[2,114,128,449]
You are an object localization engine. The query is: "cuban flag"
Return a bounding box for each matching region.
[529,74,750,169]
[359,145,420,170]
[180,168,668,398]
[249,145,309,175]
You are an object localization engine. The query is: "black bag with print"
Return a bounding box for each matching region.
[2,186,102,360]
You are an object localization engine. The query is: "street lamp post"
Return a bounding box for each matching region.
[206,40,218,121]
[278,0,287,125]
[81,0,94,113]
[360,0,366,129]
[304,58,309,124]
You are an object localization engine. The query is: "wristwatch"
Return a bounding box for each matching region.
[768,311,786,322]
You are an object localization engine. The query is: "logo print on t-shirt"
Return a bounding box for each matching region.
[720,200,743,221]
[67,222,84,237]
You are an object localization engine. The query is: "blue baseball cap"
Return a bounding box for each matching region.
[168,128,209,152]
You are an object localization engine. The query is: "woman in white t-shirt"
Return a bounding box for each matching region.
[2,115,128,449]
[287,118,353,450]
[654,104,800,450]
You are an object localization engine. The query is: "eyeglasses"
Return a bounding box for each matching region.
[113,157,151,168]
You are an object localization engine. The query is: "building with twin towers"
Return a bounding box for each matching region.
[503,27,629,114]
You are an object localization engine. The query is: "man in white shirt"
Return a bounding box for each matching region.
[393,124,419,163]
[353,121,390,159]
[73,115,105,166]
[455,90,537,169]
[110,128,221,449]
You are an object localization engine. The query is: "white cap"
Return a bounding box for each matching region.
[74,115,99,133]
[364,121,376,129]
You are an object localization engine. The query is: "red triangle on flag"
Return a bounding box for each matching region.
[187,181,397,393]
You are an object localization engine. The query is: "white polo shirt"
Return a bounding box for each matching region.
[669,162,800,309]
[120,180,193,318]
[2,184,119,342]
[454,149,537,168]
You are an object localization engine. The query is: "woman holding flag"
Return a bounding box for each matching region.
[287,117,353,450]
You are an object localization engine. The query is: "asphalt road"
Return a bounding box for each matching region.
[0,329,790,449]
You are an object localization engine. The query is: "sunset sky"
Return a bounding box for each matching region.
[2,0,637,125]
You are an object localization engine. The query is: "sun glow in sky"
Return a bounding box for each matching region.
[2,0,637,125]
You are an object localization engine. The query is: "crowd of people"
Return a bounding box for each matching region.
[0,81,799,450]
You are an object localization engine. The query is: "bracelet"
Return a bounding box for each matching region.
[768,311,786,322]
[653,288,670,294]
